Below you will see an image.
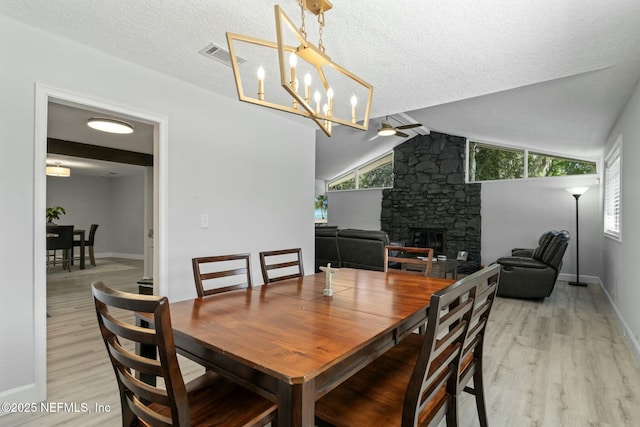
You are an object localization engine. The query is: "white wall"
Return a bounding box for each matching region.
[327,189,383,230]
[602,76,640,363]
[481,175,601,279]
[0,15,315,403]
[110,174,145,257]
[46,173,145,257]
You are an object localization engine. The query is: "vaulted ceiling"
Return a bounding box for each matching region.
[3,1,639,180]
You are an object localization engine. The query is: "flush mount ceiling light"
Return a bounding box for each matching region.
[87,117,134,134]
[226,0,373,137]
[46,162,71,177]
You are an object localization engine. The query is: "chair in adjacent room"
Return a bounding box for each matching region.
[259,248,304,283]
[91,281,277,426]
[457,264,500,427]
[495,229,569,298]
[192,253,253,297]
[46,225,74,272]
[384,245,435,277]
[73,223,99,267]
[315,268,477,427]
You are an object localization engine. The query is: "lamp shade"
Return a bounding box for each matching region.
[565,187,589,196]
[87,117,134,134]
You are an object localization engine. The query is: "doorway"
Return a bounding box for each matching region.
[34,84,168,401]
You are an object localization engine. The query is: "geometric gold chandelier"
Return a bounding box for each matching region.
[226,0,374,136]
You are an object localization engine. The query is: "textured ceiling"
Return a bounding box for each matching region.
[3,0,640,180]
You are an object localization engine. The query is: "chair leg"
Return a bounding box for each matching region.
[446,394,460,427]
[472,368,489,427]
[63,249,71,272]
[89,245,96,266]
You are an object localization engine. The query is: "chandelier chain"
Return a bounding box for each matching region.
[318,12,325,52]
[298,0,307,41]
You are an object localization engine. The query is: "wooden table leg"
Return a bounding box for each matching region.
[277,379,315,427]
[79,231,85,269]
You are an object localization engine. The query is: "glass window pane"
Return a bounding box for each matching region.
[528,152,596,177]
[469,142,524,182]
[328,172,356,191]
[314,195,328,223]
[358,156,393,189]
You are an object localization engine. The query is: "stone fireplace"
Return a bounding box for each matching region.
[381,132,481,273]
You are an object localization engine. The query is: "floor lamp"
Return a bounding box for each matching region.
[565,186,589,286]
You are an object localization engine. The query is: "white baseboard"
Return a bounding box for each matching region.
[95,252,144,260]
[557,273,600,284]
[0,383,38,416]
[596,278,640,367]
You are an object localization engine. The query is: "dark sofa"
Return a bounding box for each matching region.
[315,227,389,272]
[496,230,570,299]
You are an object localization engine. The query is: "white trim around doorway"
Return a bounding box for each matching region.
[33,83,168,401]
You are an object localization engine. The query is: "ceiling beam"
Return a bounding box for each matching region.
[47,138,153,167]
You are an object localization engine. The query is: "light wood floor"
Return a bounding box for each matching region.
[3,260,640,426]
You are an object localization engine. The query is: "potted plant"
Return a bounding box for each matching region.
[46,206,66,224]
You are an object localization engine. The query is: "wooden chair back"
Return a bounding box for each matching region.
[87,223,99,245]
[385,245,435,277]
[46,225,74,271]
[259,248,304,283]
[316,272,477,426]
[46,225,74,250]
[457,264,500,427]
[402,277,476,426]
[92,281,190,426]
[192,253,252,297]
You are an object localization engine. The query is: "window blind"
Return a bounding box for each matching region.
[604,144,621,238]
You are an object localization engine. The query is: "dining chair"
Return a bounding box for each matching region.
[46,225,74,271]
[72,223,99,266]
[384,245,435,277]
[315,271,477,427]
[192,253,252,297]
[259,248,304,283]
[458,264,500,427]
[91,281,277,427]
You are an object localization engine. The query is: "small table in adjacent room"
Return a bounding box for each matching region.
[431,258,458,279]
[73,229,86,270]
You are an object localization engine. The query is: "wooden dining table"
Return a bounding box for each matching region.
[155,268,454,426]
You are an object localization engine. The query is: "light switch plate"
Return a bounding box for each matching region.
[200,214,209,228]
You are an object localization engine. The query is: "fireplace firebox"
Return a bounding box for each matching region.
[409,228,446,257]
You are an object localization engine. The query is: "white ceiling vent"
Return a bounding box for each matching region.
[199,43,246,67]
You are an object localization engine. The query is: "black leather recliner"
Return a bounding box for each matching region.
[496,230,570,299]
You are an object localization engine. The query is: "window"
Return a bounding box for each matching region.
[604,139,622,240]
[528,152,596,177]
[328,152,393,191]
[468,141,597,182]
[314,194,328,224]
[358,154,394,189]
[468,142,524,181]
[328,171,356,191]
